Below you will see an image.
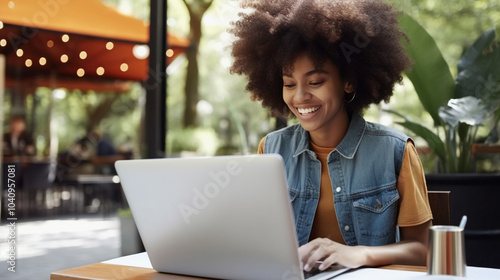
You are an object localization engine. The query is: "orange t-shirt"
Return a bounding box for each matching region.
[258,137,433,243]
[308,141,345,243]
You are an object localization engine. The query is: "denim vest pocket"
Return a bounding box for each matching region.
[351,187,399,244]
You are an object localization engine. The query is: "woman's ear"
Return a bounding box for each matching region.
[344,81,355,93]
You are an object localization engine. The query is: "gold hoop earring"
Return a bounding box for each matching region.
[345,91,356,103]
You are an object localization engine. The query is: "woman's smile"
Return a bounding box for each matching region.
[297,106,321,116]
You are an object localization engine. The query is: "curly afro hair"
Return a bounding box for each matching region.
[229,0,412,116]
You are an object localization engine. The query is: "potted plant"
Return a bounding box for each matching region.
[393,15,500,268]
[391,14,500,173]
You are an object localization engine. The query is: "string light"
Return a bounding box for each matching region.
[8,1,14,9]
[0,22,182,80]
[79,51,87,60]
[62,34,70,42]
[60,54,68,63]
[120,63,129,72]
[106,42,114,50]
[96,67,105,76]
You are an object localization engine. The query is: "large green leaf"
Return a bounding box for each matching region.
[394,120,446,163]
[438,96,489,127]
[386,109,446,162]
[398,13,456,126]
[456,27,500,100]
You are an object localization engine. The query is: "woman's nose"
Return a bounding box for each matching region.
[294,85,311,102]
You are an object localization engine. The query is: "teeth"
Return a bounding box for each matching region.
[297,107,320,115]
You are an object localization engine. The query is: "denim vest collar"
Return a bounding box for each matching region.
[292,113,366,160]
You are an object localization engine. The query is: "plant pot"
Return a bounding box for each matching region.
[425,173,500,268]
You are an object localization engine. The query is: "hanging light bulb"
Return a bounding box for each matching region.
[96,67,105,76]
[77,68,85,77]
[120,63,129,72]
[106,42,114,50]
[60,54,68,63]
[79,51,87,60]
[62,34,70,42]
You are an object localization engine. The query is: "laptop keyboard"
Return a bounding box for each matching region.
[303,263,348,279]
[304,266,322,279]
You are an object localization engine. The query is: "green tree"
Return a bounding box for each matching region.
[181,0,214,128]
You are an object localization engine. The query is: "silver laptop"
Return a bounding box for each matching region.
[115,154,348,280]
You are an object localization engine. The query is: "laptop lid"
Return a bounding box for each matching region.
[115,154,347,280]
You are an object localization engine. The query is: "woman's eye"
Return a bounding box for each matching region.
[309,81,324,86]
[283,84,296,88]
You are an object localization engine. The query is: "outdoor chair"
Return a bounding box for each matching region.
[21,161,57,217]
[428,190,451,226]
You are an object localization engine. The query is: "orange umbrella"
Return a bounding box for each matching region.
[0,0,190,91]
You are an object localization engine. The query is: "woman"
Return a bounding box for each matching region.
[229,0,433,271]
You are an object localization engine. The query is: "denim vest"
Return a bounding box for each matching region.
[263,114,408,246]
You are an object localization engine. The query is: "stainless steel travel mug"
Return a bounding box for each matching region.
[427,225,466,277]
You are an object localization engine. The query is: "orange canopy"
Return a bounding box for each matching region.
[0,0,190,91]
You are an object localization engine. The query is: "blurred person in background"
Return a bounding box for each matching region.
[2,116,36,157]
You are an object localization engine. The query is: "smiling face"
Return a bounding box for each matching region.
[282,53,353,146]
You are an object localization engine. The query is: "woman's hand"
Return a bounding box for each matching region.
[298,238,368,271]
[298,221,432,271]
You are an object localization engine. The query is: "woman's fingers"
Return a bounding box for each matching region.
[318,253,339,270]
[298,238,337,271]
